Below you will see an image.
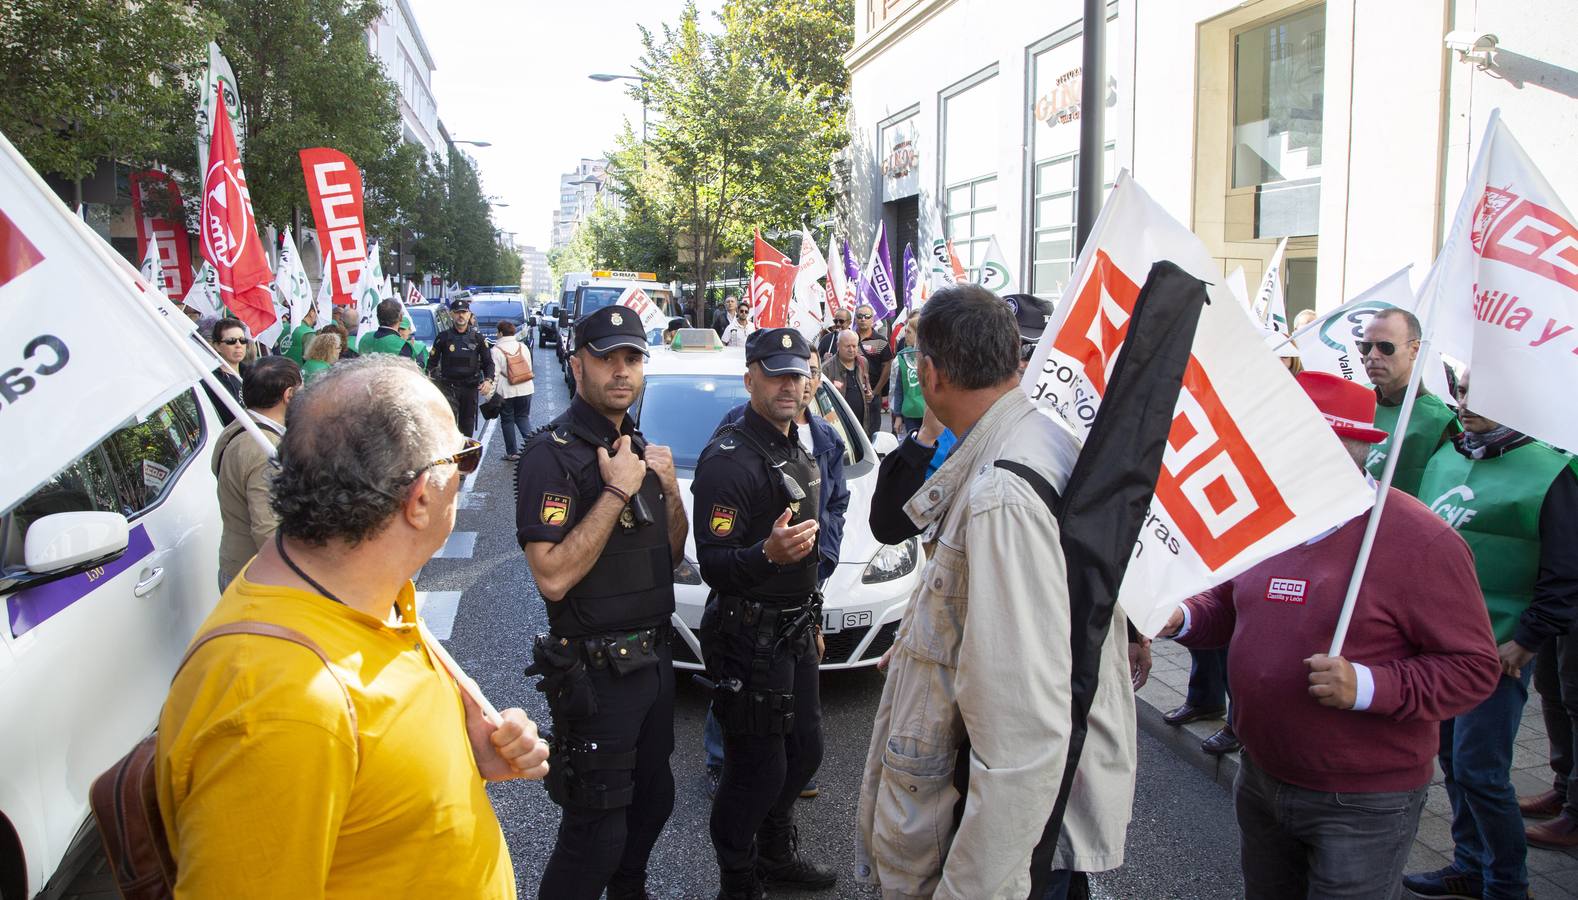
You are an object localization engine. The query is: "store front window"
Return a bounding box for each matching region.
[942,72,999,282]
[1232,3,1325,237]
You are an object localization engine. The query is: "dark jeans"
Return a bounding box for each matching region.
[1534,625,1578,816]
[499,394,532,455]
[1440,667,1534,899]
[709,638,824,873]
[1185,647,1230,711]
[539,645,676,899]
[864,395,884,438]
[438,379,480,437]
[1236,753,1426,899]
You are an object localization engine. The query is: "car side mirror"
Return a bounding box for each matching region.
[558,312,570,328]
[870,431,900,458]
[25,511,129,574]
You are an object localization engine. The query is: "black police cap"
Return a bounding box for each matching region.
[1003,293,1055,342]
[745,328,811,377]
[577,304,650,356]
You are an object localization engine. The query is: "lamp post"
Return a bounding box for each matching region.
[451,138,492,148]
[589,73,649,169]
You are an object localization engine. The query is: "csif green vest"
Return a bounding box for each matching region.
[1417,440,1575,643]
[279,323,316,363]
[358,330,415,358]
[1366,390,1458,498]
[896,348,925,418]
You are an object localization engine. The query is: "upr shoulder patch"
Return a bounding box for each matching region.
[709,505,737,537]
[541,493,571,526]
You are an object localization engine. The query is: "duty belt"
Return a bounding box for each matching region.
[717,594,821,687]
[552,624,671,674]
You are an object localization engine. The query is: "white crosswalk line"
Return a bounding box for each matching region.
[431,531,477,559]
[414,590,462,640]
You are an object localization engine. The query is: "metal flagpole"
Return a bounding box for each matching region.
[1327,109,1499,656]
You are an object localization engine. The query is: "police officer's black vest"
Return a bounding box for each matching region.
[711,421,820,604]
[545,418,675,637]
[437,328,485,382]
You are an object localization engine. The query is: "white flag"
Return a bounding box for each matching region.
[924,202,957,289]
[183,261,223,318]
[379,274,395,302]
[788,229,829,340]
[313,252,335,328]
[273,228,313,332]
[350,242,383,342]
[0,130,209,513]
[616,286,667,334]
[405,279,424,307]
[824,231,848,318]
[140,235,162,288]
[196,42,246,179]
[1293,266,1417,387]
[976,235,1015,294]
[1252,238,1290,333]
[1416,112,1578,451]
[1023,173,1374,636]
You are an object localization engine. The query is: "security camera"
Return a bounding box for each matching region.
[1444,30,1498,66]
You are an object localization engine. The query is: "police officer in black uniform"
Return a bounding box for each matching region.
[426,298,495,436]
[693,328,835,900]
[516,304,688,900]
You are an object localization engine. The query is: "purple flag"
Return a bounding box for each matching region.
[857,221,896,319]
[902,243,920,311]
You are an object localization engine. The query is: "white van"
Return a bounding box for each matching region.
[0,383,222,898]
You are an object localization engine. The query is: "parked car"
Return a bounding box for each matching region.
[406,303,452,357]
[631,334,916,670]
[0,383,223,899]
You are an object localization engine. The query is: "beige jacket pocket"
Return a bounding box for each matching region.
[872,739,959,888]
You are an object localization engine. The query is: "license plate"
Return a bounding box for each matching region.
[821,610,872,634]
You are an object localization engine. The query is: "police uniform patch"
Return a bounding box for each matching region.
[710,505,737,537]
[541,493,571,526]
[610,311,624,325]
[448,343,456,352]
[781,333,792,348]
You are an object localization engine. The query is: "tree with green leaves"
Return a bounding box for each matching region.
[0,0,215,187]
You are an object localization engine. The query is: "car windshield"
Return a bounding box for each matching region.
[577,286,626,317]
[408,309,436,342]
[636,375,753,470]
[468,300,522,319]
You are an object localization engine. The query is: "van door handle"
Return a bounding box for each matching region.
[133,567,166,597]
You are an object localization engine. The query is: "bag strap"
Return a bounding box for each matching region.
[176,621,358,736]
[993,459,1062,516]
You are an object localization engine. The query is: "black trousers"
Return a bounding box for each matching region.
[438,379,480,437]
[708,632,824,874]
[1535,624,1578,816]
[539,644,676,899]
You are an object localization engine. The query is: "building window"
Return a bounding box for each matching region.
[1030,145,1114,297]
[1232,3,1325,236]
[942,71,998,282]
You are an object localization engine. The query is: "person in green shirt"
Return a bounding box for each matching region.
[276,302,320,364]
[301,327,344,382]
[1360,307,1459,497]
[399,310,429,368]
[889,312,926,434]
[358,299,419,359]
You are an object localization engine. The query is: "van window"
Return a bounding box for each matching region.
[102,390,205,517]
[813,383,865,468]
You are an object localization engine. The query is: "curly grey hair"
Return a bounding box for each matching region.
[271,355,454,546]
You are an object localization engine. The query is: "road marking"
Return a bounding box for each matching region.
[432,531,477,559]
[462,418,496,494]
[459,491,488,510]
[415,590,462,640]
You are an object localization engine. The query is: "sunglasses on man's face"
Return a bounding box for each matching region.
[855,313,873,320]
[430,438,484,476]
[1356,340,1414,357]
[217,337,247,346]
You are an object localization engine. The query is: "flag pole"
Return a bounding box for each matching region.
[1328,109,1499,656]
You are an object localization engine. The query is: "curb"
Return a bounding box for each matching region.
[1133,685,1241,792]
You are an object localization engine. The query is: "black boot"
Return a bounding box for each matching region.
[715,867,766,900]
[757,825,836,890]
[607,878,654,900]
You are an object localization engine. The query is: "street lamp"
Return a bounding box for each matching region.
[588,72,649,168]
[451,138,492,148]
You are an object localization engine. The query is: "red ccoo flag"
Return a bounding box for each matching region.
[199,97,274,335]
[750,230,795,328]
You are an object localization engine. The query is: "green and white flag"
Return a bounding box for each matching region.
[274,228,313,329]
[139,234,163,287]
[350,242,383,341]
[183,260,223,318]
[197,42,246,178]
[313,252,335,327]
[977,234,1015,294]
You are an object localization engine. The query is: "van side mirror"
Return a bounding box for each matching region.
[558,312,570,328]
[25,511,130,574]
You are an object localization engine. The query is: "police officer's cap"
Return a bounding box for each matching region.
[577,305,650,357]
[745,328,811,378]
[1003,293,1055,343]
[449,298,470,312]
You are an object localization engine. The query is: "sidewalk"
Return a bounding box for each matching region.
[1139,640,1578,899]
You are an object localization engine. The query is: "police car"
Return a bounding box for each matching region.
[634,330,920,670]
[0,381,223,898]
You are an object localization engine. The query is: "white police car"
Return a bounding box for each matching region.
[0,382,223,898]
[633,330,920,670]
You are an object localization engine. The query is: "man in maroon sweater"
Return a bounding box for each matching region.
[1162,372,1501,900]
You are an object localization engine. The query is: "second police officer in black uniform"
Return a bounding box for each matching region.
[693,327,836,900]
[426,298,495,437]
[516,304,689,900]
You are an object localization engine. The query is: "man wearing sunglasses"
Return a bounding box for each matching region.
[1359,308,1459,497]
[815,310,850,359]
[693,328,835,898]
[516,304,688,900]
[1405,374,1578,897]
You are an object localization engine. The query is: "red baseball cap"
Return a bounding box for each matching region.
[1295,371,1388,444]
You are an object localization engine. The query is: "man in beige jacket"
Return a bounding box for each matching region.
[213,356,300,589]
[855,285,1136,899]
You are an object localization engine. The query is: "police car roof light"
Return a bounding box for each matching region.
[673,328,723,352]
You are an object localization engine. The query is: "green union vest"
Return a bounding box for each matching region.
[278,323,316,363]
[1418,440,1576,643]
[358,329,416,358]
[1366,390,1458,498]
[896,348,925,419]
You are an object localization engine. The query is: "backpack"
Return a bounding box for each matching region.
[89,621,356,899]
[502,345,534,385]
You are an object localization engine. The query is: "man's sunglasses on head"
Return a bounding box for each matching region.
[1355,340,1416,357]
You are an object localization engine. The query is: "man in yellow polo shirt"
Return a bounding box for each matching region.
[157,356,548,898]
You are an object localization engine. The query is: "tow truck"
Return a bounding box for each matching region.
[559,270,681,388]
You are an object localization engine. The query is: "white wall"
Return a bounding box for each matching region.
[370,0,440,155]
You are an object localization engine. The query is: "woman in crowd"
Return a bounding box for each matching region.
[489,321,535,462]
[302,329,342,383]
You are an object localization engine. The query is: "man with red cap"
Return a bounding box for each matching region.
[1159,372,1501,900]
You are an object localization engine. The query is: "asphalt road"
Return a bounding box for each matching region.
[423,342,1244,899]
